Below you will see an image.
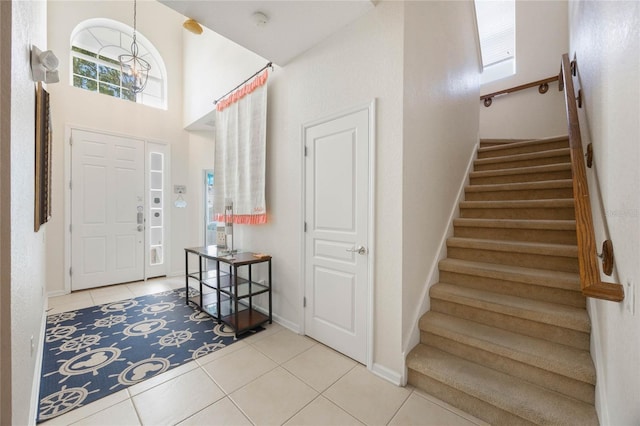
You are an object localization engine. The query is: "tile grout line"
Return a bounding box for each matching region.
[48,279,486,426]
[384,388,415,426]
[125,388,144,426]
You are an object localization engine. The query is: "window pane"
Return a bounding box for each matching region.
[121,89,136,102]
[99,82,120,97]
[121,73,135,90]
[73,57,97,79]
[98,65,121,85]
[73,75,97,91]
[71,45,97,58]
[98,54,122,67]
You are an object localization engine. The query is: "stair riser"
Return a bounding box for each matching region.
[478,140,569,159]
[469,170,572,185]
[453,226,577,245]
[480,139,529,147]
[460,206,575,220]
[430,299,590,350]
[474,155,571,171]
[439,270,586,308]
[419,334,595,404]
[465,187,574,201]
[447,247,579,273]
[407,370,535,426]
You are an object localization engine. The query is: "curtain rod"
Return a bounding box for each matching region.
[213,62,273,105]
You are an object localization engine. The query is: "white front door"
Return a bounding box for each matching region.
[71,129,145,290]
[304,104,372,364]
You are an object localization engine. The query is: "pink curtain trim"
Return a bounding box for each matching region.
[216,70,269,112]
[214,213,268,225]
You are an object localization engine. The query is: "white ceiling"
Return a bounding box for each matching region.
[158,0,376,66]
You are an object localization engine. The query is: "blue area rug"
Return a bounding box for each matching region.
[37,288,257,422]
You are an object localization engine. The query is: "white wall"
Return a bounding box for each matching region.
[568,2,640,424]
[183,26,267,128]
[46,0,192,294]
[7,1,48,423]
[479,0,568,139]
[401,0,480,357]
[231,1,407,376]
[0,2,10,420]
[181,1,481,380]
[186,131,215,247]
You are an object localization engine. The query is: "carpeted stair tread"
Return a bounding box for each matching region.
[447,237,577,258]
[477,136,569,158]
[465,179,573,194]
[438,258,581,291]
[430,282,590,332]
[453,218,576,231]
[419,312,596,384]
[459,198,576,220]
[478,135,568,150]
[469,163,572,179]
[480,138,530,146]
[406,345,599,425]
[460,198,574,209]
[474,147,571,166]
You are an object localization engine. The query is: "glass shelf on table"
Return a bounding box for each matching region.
[217,275,270,299]
[186,269,229,290]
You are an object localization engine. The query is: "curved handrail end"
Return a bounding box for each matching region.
[582,282,625,302]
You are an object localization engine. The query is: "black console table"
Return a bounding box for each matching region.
[184,246,272,336]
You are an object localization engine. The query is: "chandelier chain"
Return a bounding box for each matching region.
[119,0,150,94]
[133,0,138,44]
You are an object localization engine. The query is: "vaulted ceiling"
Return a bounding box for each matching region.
[158,0,376,65]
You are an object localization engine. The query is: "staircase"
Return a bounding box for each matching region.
[406,136,600,425]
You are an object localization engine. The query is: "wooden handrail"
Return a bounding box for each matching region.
[480,76,559,107]
[560,53,624,302]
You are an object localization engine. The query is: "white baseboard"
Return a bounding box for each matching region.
[30,311,47,424]
[370,362,403,386]
[169,269,185,278]
[251,303,300,334]
[47,289,68,298]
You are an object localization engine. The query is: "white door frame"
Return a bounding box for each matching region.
[299,100,376,368]
[63,125,171,294]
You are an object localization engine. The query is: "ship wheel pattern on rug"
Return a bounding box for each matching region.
[37,289,259,423]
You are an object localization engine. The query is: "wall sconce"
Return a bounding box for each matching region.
[31,45,60,84]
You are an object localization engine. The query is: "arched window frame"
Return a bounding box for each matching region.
[70,18,168,109]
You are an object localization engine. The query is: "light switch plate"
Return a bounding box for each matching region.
[626,280,635,315]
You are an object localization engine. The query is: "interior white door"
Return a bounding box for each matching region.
[71,129,145,290]
[304,105,371,364]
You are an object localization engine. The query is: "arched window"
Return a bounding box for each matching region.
[70,18,167,109]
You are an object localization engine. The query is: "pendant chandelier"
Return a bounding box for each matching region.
[119,0,150,94]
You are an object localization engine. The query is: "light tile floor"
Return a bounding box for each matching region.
[43,277,488,426]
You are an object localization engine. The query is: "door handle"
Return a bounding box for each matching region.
[346,245,367,255]
[136,206,144,232]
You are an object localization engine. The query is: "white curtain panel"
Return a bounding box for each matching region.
[214,74,268,224]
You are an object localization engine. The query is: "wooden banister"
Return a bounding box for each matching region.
[560,53,624,302]
[480,76,559,107]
